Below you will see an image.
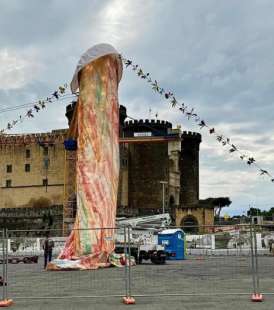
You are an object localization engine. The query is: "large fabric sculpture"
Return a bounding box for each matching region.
[48,44,122,270]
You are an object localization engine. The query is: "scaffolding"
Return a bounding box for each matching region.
[63,149,76,236]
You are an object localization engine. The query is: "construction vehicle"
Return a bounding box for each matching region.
[115,213,171,264]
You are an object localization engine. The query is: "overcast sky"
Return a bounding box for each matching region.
[1,0,274,215]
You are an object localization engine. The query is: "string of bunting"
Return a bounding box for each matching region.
[120,55,274,184]
[0,84,77,134]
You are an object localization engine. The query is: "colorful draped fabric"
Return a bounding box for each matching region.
[48,51,122,270]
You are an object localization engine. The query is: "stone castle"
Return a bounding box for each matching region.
[0,104,214,233]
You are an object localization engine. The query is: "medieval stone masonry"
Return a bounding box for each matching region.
[0,130,66,209]
[0,104,214,232]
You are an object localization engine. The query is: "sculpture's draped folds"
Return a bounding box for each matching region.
[48,47,122,270]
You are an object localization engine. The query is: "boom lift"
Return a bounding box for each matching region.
[115,213,171,264]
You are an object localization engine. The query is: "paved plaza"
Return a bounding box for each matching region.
[10,295,274,310]
[2,255,274,309]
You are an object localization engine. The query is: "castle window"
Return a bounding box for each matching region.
[6,165,12,173]
[43,147,49,156]
[26,149,31,158]
[43,179,48,186]
[6,180,12,187]
[25,164,31,172]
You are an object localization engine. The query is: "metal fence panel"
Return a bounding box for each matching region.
[3,224,267,301]
[254,225,274,295]
[0,230,4,300]
[6,228,127,300]
[130,225,254,297]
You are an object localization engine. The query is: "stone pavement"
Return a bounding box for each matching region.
[2,255,273,309]
[11,295,274,310]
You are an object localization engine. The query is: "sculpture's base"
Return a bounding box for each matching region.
[46,253,135,271]
[0,299,13,307]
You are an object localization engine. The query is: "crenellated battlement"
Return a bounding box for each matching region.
[0,129,67,145]
[124,119,172,128]
[181,130,202,142]
[123,119,172,137]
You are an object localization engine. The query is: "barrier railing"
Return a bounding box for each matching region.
[0,230,5,301]
[129,224,256,298]
[0,224,272,305]
[253,224,274,297]
[0,229,11,306]
[4,228,127,301]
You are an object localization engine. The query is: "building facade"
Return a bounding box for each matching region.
[0,130,66,209]
[0,104,214,232]
[118,118,214,231]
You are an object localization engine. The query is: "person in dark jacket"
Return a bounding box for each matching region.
[43,232,54,269]
[269,240,273,254]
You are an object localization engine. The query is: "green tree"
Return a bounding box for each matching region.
[247,207,274,218]
[199,197,232,219]
[247,208,261,217]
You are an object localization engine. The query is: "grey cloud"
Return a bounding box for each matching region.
[1,0,274,213]
[0,0,103,48]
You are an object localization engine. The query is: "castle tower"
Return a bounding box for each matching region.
[65,101,77,125]
[180,131,202,208]
[64,104,214,230]
[176,131,214,231]
[122,119,174,215]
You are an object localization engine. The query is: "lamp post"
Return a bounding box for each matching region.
[159,181,168,214]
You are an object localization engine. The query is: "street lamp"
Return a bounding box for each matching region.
[159,181,168,214]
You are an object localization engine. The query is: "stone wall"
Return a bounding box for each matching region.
[128,142,169,215]
[180,132,201,208]
[175,207,214,232]
[0,131,65,210]
[0,205,63,234]
[0,102,213,230]
[65,104,206,224]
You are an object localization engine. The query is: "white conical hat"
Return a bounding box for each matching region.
[70,43,123,93]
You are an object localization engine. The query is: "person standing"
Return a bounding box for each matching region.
[269,239,273,254]
[43,233,54,269]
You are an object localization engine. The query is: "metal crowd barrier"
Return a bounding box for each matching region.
[129,224,253,298]
[0,229,9,305]
[0,224,272,305]
[252,224,274,297]
[2,228,128,302]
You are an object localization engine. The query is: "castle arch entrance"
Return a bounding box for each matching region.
[181,215,198,233]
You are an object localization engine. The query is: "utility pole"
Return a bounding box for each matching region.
[159,181,168,214]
